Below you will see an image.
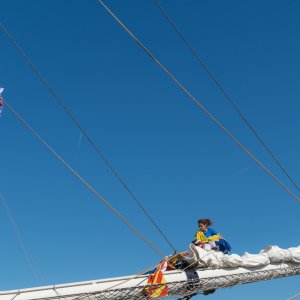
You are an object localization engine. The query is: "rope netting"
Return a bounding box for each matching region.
[9,265,300,300]
[86,265,300,299]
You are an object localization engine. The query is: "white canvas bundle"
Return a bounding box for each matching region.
[262,245,292,263]
[188,244,300,269]
[288,246,300,263]
[220,254,243,267]
[240,252,270,267]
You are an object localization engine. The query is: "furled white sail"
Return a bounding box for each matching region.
[183,244,300,268]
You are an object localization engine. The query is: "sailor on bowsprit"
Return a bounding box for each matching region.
[192,218,231,253]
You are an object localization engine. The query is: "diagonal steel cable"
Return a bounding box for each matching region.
[287,292,300,300]
[0,192,44,285]
[2,97,166,259]
[96,0,300,204]
[153,0,300,194]
[0,21,177,253]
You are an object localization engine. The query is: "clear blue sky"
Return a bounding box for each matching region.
[1,0,300,299]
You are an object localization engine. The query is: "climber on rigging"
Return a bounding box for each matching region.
[193,218,231,253]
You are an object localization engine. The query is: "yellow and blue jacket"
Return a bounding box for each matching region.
[195,230,219,242]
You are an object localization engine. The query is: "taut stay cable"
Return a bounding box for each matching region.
[96,0,300,204]
[153,0,300,194]
[0,20,176,253]
[2,98,166,259]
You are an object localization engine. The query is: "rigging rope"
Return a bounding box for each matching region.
[0,193,44,284]
[287,292,300,300]
[0,21,176,253]
[153,0,300,194]
[2,98,166,259]
[96,0,300,204]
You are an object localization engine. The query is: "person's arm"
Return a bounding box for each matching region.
[209,228,223,239]
[207,234,220,242]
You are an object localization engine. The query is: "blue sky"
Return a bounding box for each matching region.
[1,0,300,299]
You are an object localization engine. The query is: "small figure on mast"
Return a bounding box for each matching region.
[193,218,231,253]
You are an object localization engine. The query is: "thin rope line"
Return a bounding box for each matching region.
[2,98,165,259]
[287,292,300,300]
[96,0,300,204]
[0,193,44,285]
[153,0,300,194]
[0,21,176,253]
